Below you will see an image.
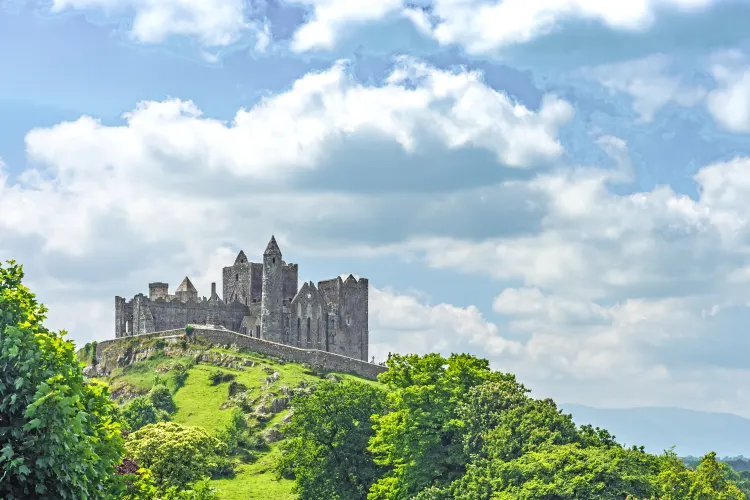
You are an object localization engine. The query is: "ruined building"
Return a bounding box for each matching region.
[115,236,369,361]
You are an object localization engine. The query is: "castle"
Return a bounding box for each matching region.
[115,236,369,361]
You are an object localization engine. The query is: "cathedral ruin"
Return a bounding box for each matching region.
[114,236,369,361]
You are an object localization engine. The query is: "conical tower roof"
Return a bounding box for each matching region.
[264,235,281,255]
[176,276,197,293]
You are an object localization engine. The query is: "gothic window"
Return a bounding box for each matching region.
[330,316,336,345]
[125,320,131,335]
[236,274,239,281]
[297,318,301,343]
[256,325,260,338]
[273,258,276,264]
[306,317,311,343]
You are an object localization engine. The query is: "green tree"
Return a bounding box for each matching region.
[0,260,124,499]
[125,421,227,489]
[149,383,177,414]
[471,443,658,500]
[122,396,160,431]
[367,353,496,500]
[277,379,387,500]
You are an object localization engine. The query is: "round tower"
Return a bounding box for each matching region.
[260,236,283,342]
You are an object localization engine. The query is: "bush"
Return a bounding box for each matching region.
[209,370,235,385]
[149,384,177,414]
[172,362,191,390]
[122,396,160,431]
[125,422,228,489]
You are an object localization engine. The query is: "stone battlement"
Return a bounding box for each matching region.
[96,325,386,381]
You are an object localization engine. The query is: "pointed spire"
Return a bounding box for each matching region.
[234,250,248,265]
[176,276,197,293]
[264,235,282,256]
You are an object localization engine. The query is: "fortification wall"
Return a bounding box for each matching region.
[95,326,386,380]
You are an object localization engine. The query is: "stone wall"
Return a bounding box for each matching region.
[95,326,386,381]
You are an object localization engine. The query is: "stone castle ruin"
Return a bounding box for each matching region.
[115,236,369,361]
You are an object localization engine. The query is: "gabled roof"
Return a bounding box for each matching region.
[234,250,248,265]
[264,235,282,255]
[176,276,197,293]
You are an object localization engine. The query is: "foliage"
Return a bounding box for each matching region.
[125,421,228,489]
[185,326,195,337]
[209,370,236,385]
[462,443,658,499]
[0,260,125,499]
[149,383,177,414]
[122,396,162,431]
[277,379,387,500]
[650,451,747,500]
[367,353,497,499]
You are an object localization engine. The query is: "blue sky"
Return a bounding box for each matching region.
[4,0,750,415]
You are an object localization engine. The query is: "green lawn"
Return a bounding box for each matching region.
[210,444,295,500]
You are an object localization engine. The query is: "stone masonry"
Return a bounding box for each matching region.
[115,236,370,362]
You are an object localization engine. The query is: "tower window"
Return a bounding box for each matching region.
[306,317,311,343]
[273,257,275,264]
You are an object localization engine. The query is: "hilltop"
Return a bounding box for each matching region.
[80,333,379,499]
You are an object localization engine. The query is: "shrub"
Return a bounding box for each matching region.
[122,396,159,431]
[125,422,228,489]
[209,370,235,385]
[149,384,177,414]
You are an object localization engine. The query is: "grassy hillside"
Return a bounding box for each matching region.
[91,337,379,499]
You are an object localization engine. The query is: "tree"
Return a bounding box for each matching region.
[367,353,496,500]
[125,422,227,490]
[464,443,659,500]
[122,396,160,431]
[148,384,177,414]
[277,379,387,500]
[0,260,124,499]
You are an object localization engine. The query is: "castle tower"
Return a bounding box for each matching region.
[206,283,220,326]
[260,235,283,342]
[175,277,198,302]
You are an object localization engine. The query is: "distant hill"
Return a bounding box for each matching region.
[560,403,750,458]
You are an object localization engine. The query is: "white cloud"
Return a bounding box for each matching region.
[50,0,253,47]
[288,0,405,52]
[582,54,706,122]
[1,58,568,256]
[422,0,714,56]
[369,286,522,363]
[706,52,750,133]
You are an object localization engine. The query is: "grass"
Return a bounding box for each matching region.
[105,343,382,499]
[210,444,294,500]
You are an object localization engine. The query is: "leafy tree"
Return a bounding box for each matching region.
[463,443,659,500]
[149,383,177,414]
[122,396,160,431]
[125,422,227,489]
[367,353,496,500]
[0,260,124,499]
[277,379,387,500]
[457,377,580,462]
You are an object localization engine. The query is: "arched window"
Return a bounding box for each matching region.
[306,317,311,343]
[256,325,260,338]
[297,317,301,343]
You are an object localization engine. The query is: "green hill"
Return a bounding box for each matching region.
[82,335,380,499]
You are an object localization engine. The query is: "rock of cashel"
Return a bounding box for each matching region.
[112,236,381,379]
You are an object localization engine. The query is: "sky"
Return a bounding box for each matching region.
[3,0,750,416]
